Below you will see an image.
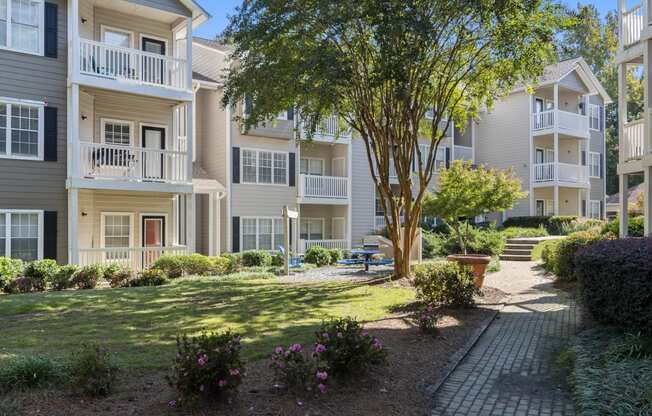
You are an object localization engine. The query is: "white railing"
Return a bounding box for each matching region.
[374,215,405,230]
[79,141,189,183]
[300,114,352,141]
[622,2,644,47]
[623,119,645,160]
[454,145,473,161]
[532,110,589,135]
[533,162,588,184]
[78,246,189,270]
[299,239,348,253]
[299,174,348,199]
[79,38,188,90]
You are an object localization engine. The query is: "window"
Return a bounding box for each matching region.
[102,26,132,48]
[300,158,324,176]
[241,217,284,251]
[535,200,554,216]
[0,210,42,261]
[589,104,602,131]
[102,119,132,146]
[588,200,601,219]
[589,152,601,178]
[102,213,132,260]
[276,110,288,121]
[0,98,43,160]
[0,0,43,55]
[300,218,324,241]
[240,149,288,185]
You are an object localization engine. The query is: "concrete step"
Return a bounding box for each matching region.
[499,254,532,261]
[505,243,536,250]
[503,249,533,256]
[506,238,544,245]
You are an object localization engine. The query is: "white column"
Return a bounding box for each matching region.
[620,173,629,238]
[553,83,560,216]
[215,193,221,255]
[70,83,80,178]
[618,0,626,50]
[619,63,628,165]
[68,188,79,264]
[186,102,194,182]
[347,142,353,249]
[577,189,582,217]
[186,193,196,253]
[185,17,193,90]
[528,94,535,215]
[208,191,215,256]
[645,167,652,236]
[644,40,650,155]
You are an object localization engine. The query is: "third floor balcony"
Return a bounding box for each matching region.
[531,109,590,139]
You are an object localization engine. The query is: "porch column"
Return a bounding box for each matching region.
[645,167,652,236]
[553,83,560,216]
[208,191,219,256]
[70,83,80,178]
[215,193,221,255]
[619,173,629,237]
[577,189,582,217]
[68,188,79,264]
[347,141,353,249]
[186,102,194,182]
[618,63,627,165]
[186,193,196,253]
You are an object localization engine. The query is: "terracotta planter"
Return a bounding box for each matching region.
[447,254,492,289]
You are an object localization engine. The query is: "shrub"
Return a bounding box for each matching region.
[50,264,78,291]
[181,254,214,276]
[502,215,577,235]
[443,226,505,256]
[105,266,134,288]
[500,226,548,239]
[559,218,605,235]
[539,239,562,272]
[413,261,477,308]
[0,356,66,392]
[3,277,37,294]
[327,249,342,264]
[575,238,652,334]
[129,268,167,287]
[313,318,386,379]
[167,331,244,403]
[270,344,327,393]
[553,230,604,281]
[23,259,59,291]
[602,216,644,237]
[241,250,272,267]
[68,343,119,397]
[270,252,284,267]
[422,231,447,259]
[0,257,23,291]
[152,256,185,278]
[548,216,577,235]
[71,264,104,289]
[210,256,234,275]
[221,253,242,271]
[304,246,331,267]
[416,303,440,335]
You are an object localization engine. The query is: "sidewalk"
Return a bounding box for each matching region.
[432,261,578,416]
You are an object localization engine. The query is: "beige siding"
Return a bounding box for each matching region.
[559,71,589,93]
[300,205,348,240]
[93,7,175,54]
[127,0,191,17]
[193,43,229,83]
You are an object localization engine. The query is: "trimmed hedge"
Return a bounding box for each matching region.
[500,226,548,239]
[502,215,576,235]
[575,238,652,334]
[304,245,332,266]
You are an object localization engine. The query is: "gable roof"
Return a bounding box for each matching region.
[181,0,210,27]
[193,37,234,54]
[192,71,220,84]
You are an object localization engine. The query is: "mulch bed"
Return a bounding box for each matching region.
[12,288,505,416]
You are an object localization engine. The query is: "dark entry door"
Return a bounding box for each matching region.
[142,37,166,84]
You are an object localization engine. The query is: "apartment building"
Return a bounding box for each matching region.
[617,0,652,236]
[0,0,214,268]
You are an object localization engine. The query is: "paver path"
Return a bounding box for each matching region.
[432,261,579,416]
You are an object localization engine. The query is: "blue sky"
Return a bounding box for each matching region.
[194,1,616,39]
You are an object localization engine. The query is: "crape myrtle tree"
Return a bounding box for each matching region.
[221,0,564,279]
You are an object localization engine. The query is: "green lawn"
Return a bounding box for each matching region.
[0,276,414,369]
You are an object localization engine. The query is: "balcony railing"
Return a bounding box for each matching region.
[374,215,405,230]
[621,2,644,47]
[454,145,473,161]
[300,114,352,141]
[79,142,189,183]
[298,174,349,200]
[79,39,188,90]
[299,239,348,253]
[78,246,189,270]
[623,119,645,160]
[532,110,589,135]
[532,162,589,184]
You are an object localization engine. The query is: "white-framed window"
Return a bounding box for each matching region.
[240,148,288,185]
[101,213,133,260]
[535,199,554,216]
[0,209,43,261]
[300,218,324,241]
[241,217,284,251]
[101,25,134,48]
[101,119,133,146]
[588,200,601,219]
[0,0,44,55]
[588,104,602,131]
[589,151,601,178]
[276,110,288,121]
[0,97,44,160]
[300,157,324,176]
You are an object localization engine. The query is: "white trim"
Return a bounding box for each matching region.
[589,151,601,178]
[138,213,168,249]
[0,209,44,260]
[100,25,135,49]
[139,33,170,56]
[332,217,345,240]
[240,147,290,186]
[332,157,346,176]
[300,156,325,175]
[0,0,44,56]
[100,212,134,249]
[139,122,169,148]
[0,98,45,161]
[239,216,284,251]
[101,118,135,146]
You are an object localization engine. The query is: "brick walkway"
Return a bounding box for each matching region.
[432,261,578,416]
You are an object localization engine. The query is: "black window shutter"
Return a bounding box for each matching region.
[44,2,58,58]
[600,200,604,219]
[244,96,253,115]
[289,152,296,187]
[43,211,57,260]
[287,107,294,121]
[581,150,586,166]
[232,147,240,183]
[600,153,604,178]
[289,220,293,250]
[581,200,586,217]
[445,147,451,169]
[44,107,57,161]
[232,216,240,252]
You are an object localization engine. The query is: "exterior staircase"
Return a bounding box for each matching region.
[500,238,540,261]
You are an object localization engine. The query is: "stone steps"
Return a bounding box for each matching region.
[500,238,541,261]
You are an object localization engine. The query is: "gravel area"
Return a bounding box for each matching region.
[279,265,394,282]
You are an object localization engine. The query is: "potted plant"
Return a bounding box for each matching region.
[423,160,527,288]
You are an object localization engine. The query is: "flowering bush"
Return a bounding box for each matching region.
[50,264,78,291]
[167,331,244,404]
[71,264,104,289]
[416,304,440,334]
[313,318,386,379]
[270,343,328,393]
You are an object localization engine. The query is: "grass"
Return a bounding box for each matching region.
[500,226,549,239]
[0,276,414,369]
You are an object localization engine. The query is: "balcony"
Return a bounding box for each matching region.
[374,215,405,230]
[532,110,589,138]
[75,142,190,190]
[299,239,349,253]
[78,246,189,270]
[621,2,645,48]
[532,162,589,187]
[298,174,349,204]
[299,115,352,144]
[623,119,645,161]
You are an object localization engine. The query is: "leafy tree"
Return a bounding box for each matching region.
[423,161,527,255]
[222,0,564,278]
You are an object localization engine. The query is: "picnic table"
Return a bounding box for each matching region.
[350,249,383,272]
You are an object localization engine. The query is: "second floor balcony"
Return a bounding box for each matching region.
[532,162,589,187]
[532,109,589,139]
[299,114,352,144]
[298,174,349,204]
[620,1,647,48]
[622,119,646,161]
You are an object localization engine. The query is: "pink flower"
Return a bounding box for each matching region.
[316,371,328,381]
[322,332,330,339]
[362,332,369,337]
[218,379,227,387]
[197,354,208,366]
[168,400,177,407]
[277,361,286,369]
[337,332,343,338]
[229,368,240,376]
[372,339,383,350]
[314,344,326,354]
[317,383,326,393]
[275,346,284,355]
[289,343,302,353]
